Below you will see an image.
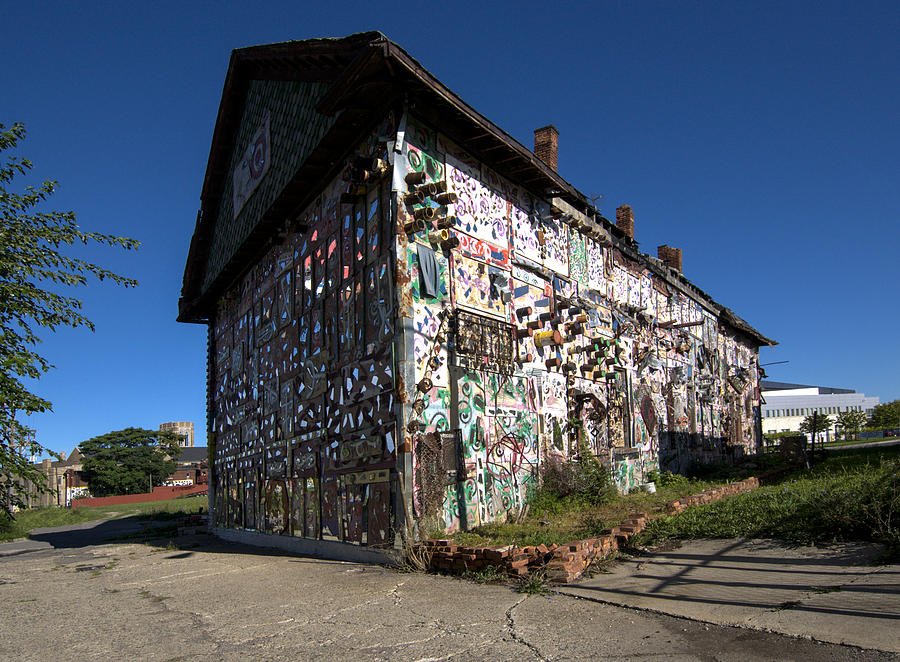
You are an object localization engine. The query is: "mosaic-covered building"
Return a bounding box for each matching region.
[179,33,774,553]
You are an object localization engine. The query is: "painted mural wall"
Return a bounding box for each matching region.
[397,117,762,534]
[210,116,401,547]
[208,106,763,546]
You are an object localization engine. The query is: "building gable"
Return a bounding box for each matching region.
[203,79,335,293]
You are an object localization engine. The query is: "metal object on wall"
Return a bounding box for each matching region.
[453,310,516,374]
[199,82,768,546]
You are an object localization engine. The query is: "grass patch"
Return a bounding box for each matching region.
[515,568,551,594]
[635,446,900,560]
[823,437,900,448]
[450,467,756,549]
[127,496,208,521]
[0,507,105,541]
[461,564,508,584]
[0,495,207,543]
[103,523,180,542]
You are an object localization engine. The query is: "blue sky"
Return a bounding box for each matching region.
[3,1,898,457]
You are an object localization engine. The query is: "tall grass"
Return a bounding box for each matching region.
[638,447,900,558]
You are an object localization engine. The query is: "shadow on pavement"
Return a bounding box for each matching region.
[562,539,900,624]
[20,516,390,566]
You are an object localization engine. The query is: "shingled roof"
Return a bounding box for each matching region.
[178,31,589,323]
[179,32,773,347]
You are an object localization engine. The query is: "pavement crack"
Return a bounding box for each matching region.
[388,580,405,607]
[505,595,548,661]
[410,653,458,662]
[319,583,406,624]
[355,632,445,652]
[237,619,313,646]
[387,582,458,636]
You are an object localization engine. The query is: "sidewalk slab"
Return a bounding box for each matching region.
[556,538,900,653]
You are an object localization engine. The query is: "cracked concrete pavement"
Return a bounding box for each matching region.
[2,535,896,661]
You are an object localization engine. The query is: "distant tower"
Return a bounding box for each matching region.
[159,421,194,447]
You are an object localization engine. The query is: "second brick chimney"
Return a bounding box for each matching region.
[616,205,635,239]
[534,125,559,171]
[658,245,683,272]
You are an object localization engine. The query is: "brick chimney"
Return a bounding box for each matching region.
[658,245,683,272]
[616,205,635,239]
[534,125,559,171]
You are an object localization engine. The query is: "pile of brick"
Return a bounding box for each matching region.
[420,476,764,584]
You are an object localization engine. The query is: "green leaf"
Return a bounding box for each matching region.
[0,122,139,516]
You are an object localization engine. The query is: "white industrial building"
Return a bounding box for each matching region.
[761,381,879,440]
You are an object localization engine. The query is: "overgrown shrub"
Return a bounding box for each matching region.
[531,447,616,513]
[0,512,22,541]
[538,454,580,499]
[647,470,693,489]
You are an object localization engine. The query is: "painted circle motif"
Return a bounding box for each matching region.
[641,394,658,436]
[249,133,267,178]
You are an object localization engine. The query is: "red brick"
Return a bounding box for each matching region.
[484,547,513,561]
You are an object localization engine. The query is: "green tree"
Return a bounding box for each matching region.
[0,122,138,517]
[836,410,868,440]
[800,412,833,450]
[869,400,900,430]
[79,428,183,496]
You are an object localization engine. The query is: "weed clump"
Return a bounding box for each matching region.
[532,446,616,514]
[462,564,507,584]
[515,568,550,594]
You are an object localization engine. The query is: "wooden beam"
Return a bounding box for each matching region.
[658,319,704,329]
